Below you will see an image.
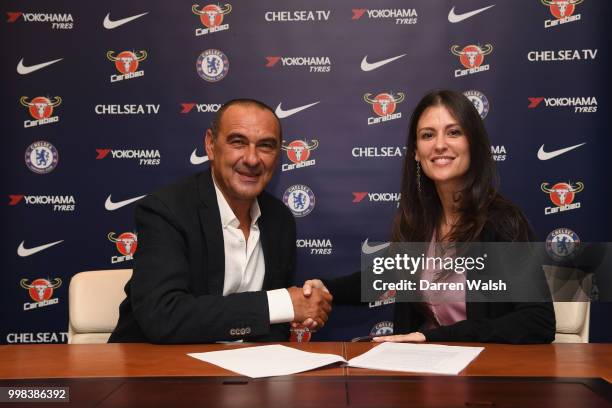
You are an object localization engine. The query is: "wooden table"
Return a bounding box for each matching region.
[1,342,610,407]
[346,342,612,383]
[2,342,611,382]
[0,342,346,379]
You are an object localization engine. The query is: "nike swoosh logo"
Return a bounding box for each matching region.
[17,240,63,257]
[448,4,495,23]
[537,143,586,161]
[360,54,406,72]
[190,149,209,165]
[275,101,320,119]
[361,239,390,255]
[105,194,146,211]
[17,58,63,75]
[103,12,148,29]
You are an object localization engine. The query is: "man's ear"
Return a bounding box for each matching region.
[204,129,214,161]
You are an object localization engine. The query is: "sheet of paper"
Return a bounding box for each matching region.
[348,342,484,375]
[188,344,346,378]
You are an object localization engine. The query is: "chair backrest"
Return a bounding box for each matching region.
[68,269,132,344]
[553,301,590,343]
[542,265,591,343]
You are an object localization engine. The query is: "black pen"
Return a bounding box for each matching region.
[350,335,379,342]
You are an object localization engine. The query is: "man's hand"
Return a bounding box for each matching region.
[294,279,331,329]
[288,286,332,330]
[372,332,426,343]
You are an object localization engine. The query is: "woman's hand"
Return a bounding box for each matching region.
[302,279,330,296]
[372,332,426,343]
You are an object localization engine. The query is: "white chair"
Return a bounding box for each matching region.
[542,265,591,343]
[68,269,132,344]
[553,301,590,343]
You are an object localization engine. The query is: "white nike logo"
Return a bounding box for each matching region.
[360,54,406,72]
[103,12,149,29]
[537,143,586,161]
[190,149,210,165]
[17,240,64,257]
[17,58,63,75]
[448,5,495,23]
[361,239,391,255]
[275,101,320,119]
[105,194,146,211]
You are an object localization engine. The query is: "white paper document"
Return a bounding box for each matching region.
[347,342,484,375]
[188,345,346,378]
[188,343,484,378]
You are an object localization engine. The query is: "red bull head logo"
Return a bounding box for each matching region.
[192,3,232,28]
[108,232,138,256]
[20,278,62,302]
[107,50,147,74]
[281,139,318,172]
[541,0,582,18]
[541,182,583,207]
[380,290,397,302]
[451,44,493,69]
[363,92,405,117]
[368,288,396,308]
[289,324,312,342]
[282,140,319,164]
[20,96,61,120]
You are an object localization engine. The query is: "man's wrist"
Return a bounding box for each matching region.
[267,288,295,324]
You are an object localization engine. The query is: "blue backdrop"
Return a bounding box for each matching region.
[2,0,610,344]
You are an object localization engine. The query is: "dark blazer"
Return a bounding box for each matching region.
[109,170,296,344]
[325,224,556,344]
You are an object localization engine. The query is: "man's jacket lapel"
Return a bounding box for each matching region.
[197,170,225,295]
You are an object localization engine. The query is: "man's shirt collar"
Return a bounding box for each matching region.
[212,174,261,229]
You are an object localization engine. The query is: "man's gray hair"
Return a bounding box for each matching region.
[210,98,282,140]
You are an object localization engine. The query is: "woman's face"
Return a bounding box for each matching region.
[414,105,470,190]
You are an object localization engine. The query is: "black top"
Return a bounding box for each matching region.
[324,223,556,344]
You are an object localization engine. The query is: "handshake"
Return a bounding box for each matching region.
[287,279,331,330]
[286,279,425,343]
[287,279,427,343]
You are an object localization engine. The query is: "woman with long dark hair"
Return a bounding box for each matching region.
[304,90,555,344]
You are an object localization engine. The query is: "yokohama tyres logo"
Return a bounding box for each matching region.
[96,149,161,166]
[179,103,222,114]
[265,56,331,73]
[351,8,417,24]
[296,238,332,255]
[7,194,75,211]
[352,192,400,203]
[6,11,73,29]
[528,96,597,113]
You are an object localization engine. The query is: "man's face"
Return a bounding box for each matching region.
[205,104,281,206]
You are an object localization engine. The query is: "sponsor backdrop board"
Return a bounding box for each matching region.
[2,1,610,344]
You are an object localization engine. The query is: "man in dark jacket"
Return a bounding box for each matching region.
[110,99,331,343]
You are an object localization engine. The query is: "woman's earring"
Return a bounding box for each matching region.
[416,161,422,193]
